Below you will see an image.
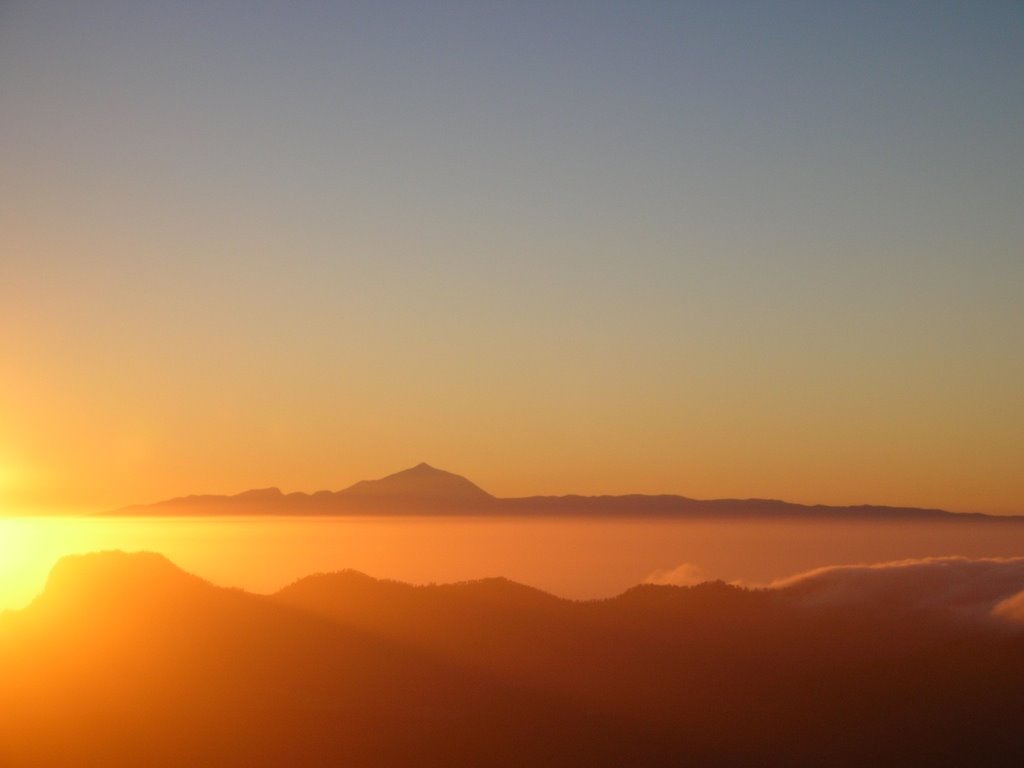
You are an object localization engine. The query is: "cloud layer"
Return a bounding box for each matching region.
[768,556,1024,625]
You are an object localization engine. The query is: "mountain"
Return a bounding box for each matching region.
[111,463,494,516]
[108,463,1010,519]
[2,551,1023,767]
[340,462,494,503]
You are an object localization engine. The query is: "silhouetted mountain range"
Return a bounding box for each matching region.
[2,551,1023,767]
[108,462,1011,519]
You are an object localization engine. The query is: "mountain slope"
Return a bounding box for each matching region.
[3,552,1024,767]
[339,462,494,503]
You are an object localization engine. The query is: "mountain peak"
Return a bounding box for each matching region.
[234,487,284,500]
[341,464,493,503]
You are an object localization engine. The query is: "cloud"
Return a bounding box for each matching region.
[767,556,1024,625]
[992,590,1024,624]
[644,563,706,587]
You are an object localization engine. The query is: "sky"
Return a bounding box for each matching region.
[1,1,1022,514]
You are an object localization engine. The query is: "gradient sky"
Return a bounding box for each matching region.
[1,1,1022,514]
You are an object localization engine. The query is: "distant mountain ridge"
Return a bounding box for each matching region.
[107,462,1011,519]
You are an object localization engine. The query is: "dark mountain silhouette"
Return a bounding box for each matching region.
[2,551,1023,767]
[107,463,1013,519]
[341,462,494,504]
[111,463,496,515]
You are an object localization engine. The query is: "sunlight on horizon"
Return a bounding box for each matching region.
[6,515,1024,614]
[0,517,58,610]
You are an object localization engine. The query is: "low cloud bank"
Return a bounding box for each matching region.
[993,590,1024,623]
[643,563,706,587]
[767,556,1024,625]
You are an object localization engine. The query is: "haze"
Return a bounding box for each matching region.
[8,515,1024,614]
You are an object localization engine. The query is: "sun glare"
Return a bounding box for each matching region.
[0,463,20,499]
[0,517,80,612]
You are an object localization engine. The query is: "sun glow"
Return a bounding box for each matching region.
[0,519,45,610]
[0,462,25,501]
[0,517,98,612]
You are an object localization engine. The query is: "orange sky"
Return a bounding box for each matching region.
[1,3,1022,516]
[1,351,1020,516]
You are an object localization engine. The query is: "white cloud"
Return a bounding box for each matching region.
[767,556,1024,625]
[644,563,706,587]
[992,590,1024,624]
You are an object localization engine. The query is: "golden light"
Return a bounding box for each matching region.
[0,517,86,612]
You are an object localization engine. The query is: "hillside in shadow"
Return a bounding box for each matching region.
[2,552,1024,767]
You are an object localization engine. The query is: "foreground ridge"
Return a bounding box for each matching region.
[2,551,1023,768]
